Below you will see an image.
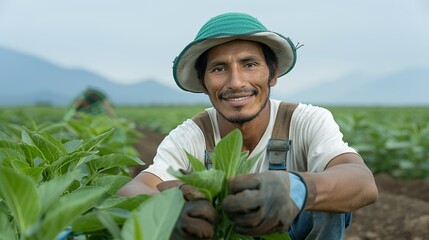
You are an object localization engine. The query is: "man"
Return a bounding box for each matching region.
[118,12,378,239]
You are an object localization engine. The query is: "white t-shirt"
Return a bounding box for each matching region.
[144,99,357,181]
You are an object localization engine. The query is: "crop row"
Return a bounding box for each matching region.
[0,111,184,239]
[1,105,429,179]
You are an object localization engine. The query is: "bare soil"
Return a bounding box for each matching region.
[132,128,429,240]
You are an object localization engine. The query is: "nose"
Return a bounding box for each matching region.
[228,65,245,90]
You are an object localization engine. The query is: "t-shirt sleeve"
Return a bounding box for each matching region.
[291,104,357,172]
[143,119,206,181]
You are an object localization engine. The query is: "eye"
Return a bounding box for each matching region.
[244,62,257,68]
[210,66,226,73]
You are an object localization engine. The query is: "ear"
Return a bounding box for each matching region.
[199,78,209,94]
[269,77,278,87]
[269,65,279,87]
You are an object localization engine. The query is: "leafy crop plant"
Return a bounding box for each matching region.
[169,129,291,240]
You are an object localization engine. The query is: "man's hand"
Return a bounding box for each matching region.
[221,171,316,235]
[171,199,217,240]
[157,180,218,240]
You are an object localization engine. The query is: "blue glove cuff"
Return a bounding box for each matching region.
[288,173,307,209]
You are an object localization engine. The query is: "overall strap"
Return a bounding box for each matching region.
[192,102,298,170]
[191,111,215,169]
[267,102,298,170]
[272,102,298,139]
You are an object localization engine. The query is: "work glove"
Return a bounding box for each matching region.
[221,171,316,236]
[157,180,218,240]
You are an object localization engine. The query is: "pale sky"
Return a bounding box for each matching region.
[1,0,428,95]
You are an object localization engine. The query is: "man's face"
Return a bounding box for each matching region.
[203,40,277,125]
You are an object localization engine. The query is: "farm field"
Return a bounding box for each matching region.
[1,104,429,239]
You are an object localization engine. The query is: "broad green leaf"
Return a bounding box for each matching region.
[64,139,83,153]
[129,213,143,240]
[185,151,205,172]
[87,153,143,174]
[121,188,184,240]
[48,151,94,174]
[0,166,40,233]
[0,210,18,240]
[9,159,29,169]
[212,129,242,178]
[73,194,152,233]
[16,167,43,183]
[89,115,117,135]
[0,156,23,168]
[72,207,130,233]
[21,129,34,145]
[35,186,106,240]
[92,174,132,195]
[168,167,224,202]
[38,170,83,214]
[19,143,44,167]
[235,150,262,176]
[0,149,27,166]
[30,132,67,163]
[95,208,123,239]
[0,139,26,162]
[78,128,114,152]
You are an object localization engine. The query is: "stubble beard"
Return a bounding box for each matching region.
[215,88,271,126]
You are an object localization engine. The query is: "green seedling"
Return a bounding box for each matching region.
[169,129,291,240]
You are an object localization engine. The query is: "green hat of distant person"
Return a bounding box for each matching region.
[172,12,297,93]
[63,88,115,121]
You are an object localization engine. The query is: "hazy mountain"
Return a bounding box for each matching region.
[286,68,429,105]
[1,45,428,106]
[0,46,209,106]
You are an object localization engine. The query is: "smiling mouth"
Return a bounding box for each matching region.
[225,95,252,102]
[220,93,256,108]
[219,88,257,101]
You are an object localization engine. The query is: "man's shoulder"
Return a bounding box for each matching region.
[289,103,335,128]
[171,117,204,135]
[270,99,332,117]
[291,102,331,115]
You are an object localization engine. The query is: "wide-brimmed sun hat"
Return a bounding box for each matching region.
[172,12,297,93]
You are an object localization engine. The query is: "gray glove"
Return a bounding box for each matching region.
[221,171,316,235]
[157,180,218,240]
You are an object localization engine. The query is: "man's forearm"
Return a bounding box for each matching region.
[117,171,164,197]
[306,154,378,212]
[117,179,160,197]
